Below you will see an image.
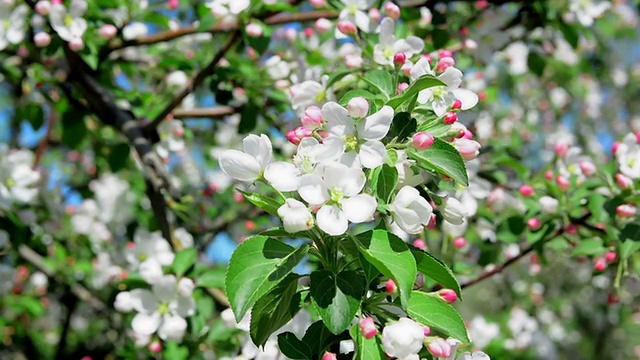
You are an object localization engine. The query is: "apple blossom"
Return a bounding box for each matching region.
[359,317,378,339]
[0,4,28,51]
[539,196,559,213]
[390,186,433,234]
[438,288,457,304]
[457,352,491,360]
[49,0,87,42]
[381,317,425,359]
[453,138,481,161]
[0,148,41,210]
[441,197,467,225]
[427,337,452,358]
[616,132,640,179]
[206,0,250,25]
[336,0,378,38]
[34,32,51,47]
[277,199,314,233]
[373,18,424,67]
[413,132,434,150]
[616,204,636,218]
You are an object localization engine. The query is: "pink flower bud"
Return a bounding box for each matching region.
[451,99,462,110]
[304,28,313,38]
[427,213,436,229]
[616,173,633,189]
[397,82,409,94]
[452,237,466,249]
[148,341,162,353]
[369,8,381,22]
[612,141,621,154]
[453,138,481,160]
[68,38,85,52]
[555,142,569,158]
[413,239,426,250]
[234,192,244,202]
[412,132,434,150]
[438,288,457,304]
[302,106,323,129]
[476,0,489,10]
[527,217,541,231]
[436,56,455,72]
[461,128,473,139]
[245,23,263,37]
[519,185,534,197]
[384,2,401,20]
[427,337,452,358]
[310,0,326,8]
[315,18,332,33]
[616,204,636,218]
[605,251,617,263]
[35,1,51,15]
[422,53,433,63]
[439,49,453,58]
[347,97,370,118]
[286,129,301,145]
[422,326,431,337]
[321,352,337,360]
[345,54,363,69]
[99,24,118,40]
[359,317,378,339]
[544,171,554,180]
[566,224,577,235]
[636,131,640,144]
[594,257,606,272]
[607,292,620,305]
[168,0,179,9]
[579,161,596,177]
[556,175,570,191]
[385,279,397,293]
[393,52,406,66]
[34,32,51,47]
[337,20,357,35]
[443,112,457,125]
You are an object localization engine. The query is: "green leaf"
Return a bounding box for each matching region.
[107,143,130,172]
[245,33,271,55]
[621,240,640,260]
[173,248,197,277]
[371,164,398,204]
[251,274,301,346]
[196,268,225,288]
[163,342,189,360]
[386,112,416,142]
[351,325,386,360]
[354,230,417,309]
[407,291,470,342]
[411,249,461,299]
[325,68,356,89]
[17,103,45,130]
[572,239,605,256]
[302,320,347,356]
[239,102,258,134]
[277,332,313,360]
[558,20,579,48]
[407,138,468,186]
[527,52,546,77]
[387,74,444,108]
[362,70,394,98]
[310,270,365,334]
[620,224,640,242]
[226,236,309,320]
[61,110,87,149]
[432,28,450,49]
[339,89,378,106]
[237,189,284,217]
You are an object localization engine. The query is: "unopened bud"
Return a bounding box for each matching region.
[385,279,397,293]
[168,0,178,9]
[605,251,617,263]
[451,99,462,110]
[393,52,406,66]
[439,49,453,58]
[427,337,452,358]
[519,185,534,197]
[359,317,378,339]
[615,173,633,189]
[34,32,51,47]
[452,237,466,249]
[555,142,569,158]
[245,23,263,37]
[616,204,636,218]
[443,111,457,125]
[286,129,301,145]
[345,54,363,69]
[607,292,620,305]
[612,141,621,154]
[321,352,337,360]
[347,97,369,118]
[397,82,409,94]
[148,341,162,353]
[556,175,570,191]
[579,161,596,177]
[68,37,84,52]
[384,2,401,20]
[413,239,426,250]
[302,106,323,129]
[315,18,331,33]
[337,20,357,35]
[436,56,455,72]
[594,257,606,272]
[99,24,118,40]
[453,138,481,160]
[438,288,457,304]
[544,171,554,180]
[412,132,434,150]
[527,217,541,231]
[35,1,51,15]
[310,0,326,8]
[423,326,431,336]
[369,8,381,22]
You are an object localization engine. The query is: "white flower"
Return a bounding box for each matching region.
[49,0,87,42]
[126,229,175,272]
[0,148,40,209]
[616,132,640,179]
[156,119,185,159]
[290,80,325,111]
[293,137,342,175]
[468,316,500,348]
[381,317,425,359]
[441,197,467,225]
[411,62,478,116]
[174,228,194,248]
[277,198,314,233]
[539,196,559,213]
[568,0,610,27]
[165,70,188,90]
[70,200,111,243]
[124,275,196,342]
[114,291,135,313]
[265,55,290,80]
[122,22,148,40]
[219,134,300,191]
[322,102,394,169]
[0,4,28,51]
[206,0,250,25]
[390,186,433,234]
[336,0,378,38]
[298,163,376,235]
[373,18,424,66]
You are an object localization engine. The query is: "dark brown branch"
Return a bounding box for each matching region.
[33,106,57,169]
[172,106,239,119]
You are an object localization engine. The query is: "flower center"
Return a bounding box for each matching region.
[347,4,358,16]
[384,47,395,60]
[432,87,446,99]
[138,253,148,262]
[158,302,170,315]
[315,90,326,103]
[4,178,15,189]
[64,14,74,27]
[344,135,359,152]
[329,187,344,204]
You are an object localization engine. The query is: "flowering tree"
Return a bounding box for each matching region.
[1,0,639,359]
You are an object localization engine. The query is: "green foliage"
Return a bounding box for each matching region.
[407,291,470,343]
[407,138,469,186]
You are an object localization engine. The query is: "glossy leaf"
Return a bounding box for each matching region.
[407,138,468,187]
[407,291,470,342]
[411,248,461,299]
[310,270,365,334]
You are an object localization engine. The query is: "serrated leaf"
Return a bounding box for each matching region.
[277,332,313,360]
[411,249,461,299]
[310,270,365,334]
[407,291,470,342]
[573,239,605,256]
[61,110,87,149]
[237,189,284,216]
[387,74,444,108]
[350,325,386,360]
[173,248,197,277]
[372,164,398,204]
[251,274,301,346]
[407,138,468,186]
[362,70,393,99]
[226,236,309,320]
[353,230,417,309]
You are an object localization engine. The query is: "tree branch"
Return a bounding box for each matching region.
[172,106,239,119]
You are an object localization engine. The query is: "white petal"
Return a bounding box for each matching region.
[439,66,463,88]
[417,89,433,104]
[322,102,354,137]
[379,18,395,46]
[264,162,301,191]
[152,275,177,302]
[451,88,479,110]
[129,289,159,313]
[218,150,262,182]
[410,57,433,81]
[243,134,273,170]
[157,314,188,341]
[393,36,424,56]
[131,312,161,335]
[342,194,377,223]
[393,207,423,234]
[171,296,197,318]
[359,106,394,140]
[324,164,365,196]
[358,141,387,169]
[317,205,348,236]
[298,173,328,205]
[139,259,164,285]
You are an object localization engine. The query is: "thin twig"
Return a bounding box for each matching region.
[32,107,57,169]
[172,106,239,119]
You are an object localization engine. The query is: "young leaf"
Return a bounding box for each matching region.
[407,291,470,343]
[407,138,468,187]
[226,236,309,321]
[362,70,394,99]
[250,274,301,346]
[173,248,197,277]
[353,230,417,309]
[387,75,444,108]
[237,189,284,217]
[371,164,398,204]
[411,249,461,299]
[277,332,313,360]
[310,270,365,334]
